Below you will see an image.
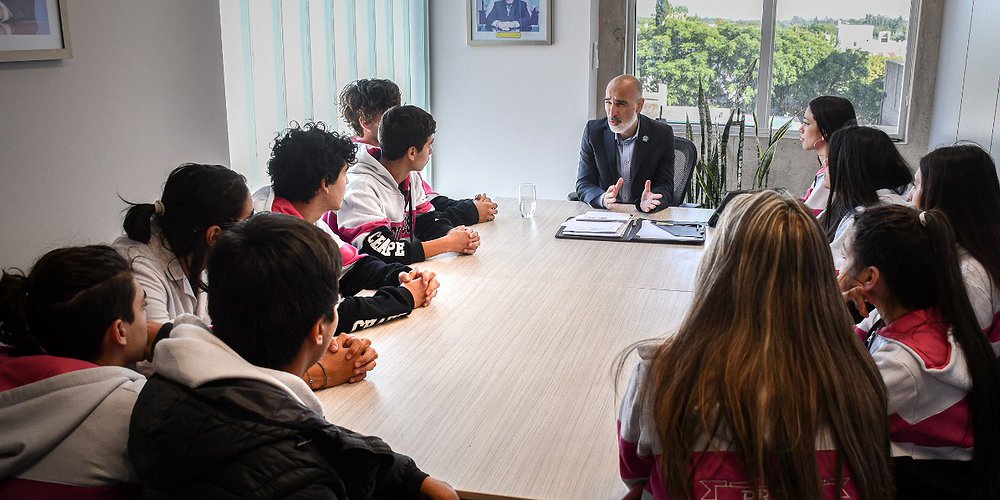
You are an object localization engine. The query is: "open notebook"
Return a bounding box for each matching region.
[555,211,705,245]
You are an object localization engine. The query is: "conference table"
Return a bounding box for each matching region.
[318,198,714,500]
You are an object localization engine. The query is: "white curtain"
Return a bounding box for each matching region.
[219,0,430,189]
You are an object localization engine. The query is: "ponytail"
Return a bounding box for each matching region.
[921,210,1000,498]
[0,270,41,355]
[853,206,1000,498]
[122,201,157,244]
[120,164,249,292]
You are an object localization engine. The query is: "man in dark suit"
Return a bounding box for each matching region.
[576,74,675,213]
[484,0,533,32]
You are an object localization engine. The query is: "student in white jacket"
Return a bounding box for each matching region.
[337,105,480,265]
[0,246,148,498]
[113,163,253,324]
[911,144,1000,345]
[818,126,913,272]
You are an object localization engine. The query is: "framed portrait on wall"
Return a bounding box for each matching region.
[0,0,72,62]
[468,0,551,46]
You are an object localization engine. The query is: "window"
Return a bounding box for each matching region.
[630,0,917,138]
[219,0,429,187]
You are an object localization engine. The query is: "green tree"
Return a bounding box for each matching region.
[637,2,889,124]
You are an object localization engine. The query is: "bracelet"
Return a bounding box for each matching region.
[312,361,329,390]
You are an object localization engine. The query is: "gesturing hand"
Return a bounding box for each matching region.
[639,180,663,212]
[602,177,624,209]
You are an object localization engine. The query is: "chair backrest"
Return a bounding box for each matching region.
[672,137,697,205]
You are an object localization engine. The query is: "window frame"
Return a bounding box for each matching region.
[624,0,922,141]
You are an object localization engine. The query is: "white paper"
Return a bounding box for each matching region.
[561,219,626,234]
[574,210,632,222]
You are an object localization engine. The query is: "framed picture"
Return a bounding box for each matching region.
[468,0,551,46]
[0,0,71,62]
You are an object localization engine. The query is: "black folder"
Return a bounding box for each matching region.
[555,218,706,245]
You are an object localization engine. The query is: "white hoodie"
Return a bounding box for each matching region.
[152,315,323,414]
[336,147,436,251]
[0,361,145,488]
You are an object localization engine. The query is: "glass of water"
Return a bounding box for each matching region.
[518,183,536,218]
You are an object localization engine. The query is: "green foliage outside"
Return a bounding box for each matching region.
[638,0,905,124]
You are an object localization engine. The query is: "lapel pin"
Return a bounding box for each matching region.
[642,136,649,142]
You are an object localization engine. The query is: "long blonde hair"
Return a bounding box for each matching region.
[646,190,892,500]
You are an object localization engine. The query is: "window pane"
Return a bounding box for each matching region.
[773,0,911,135]
[635,0,761,126]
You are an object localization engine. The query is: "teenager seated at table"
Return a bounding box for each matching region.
[114,163,253,324]
[619,190,892,500]
[797,95,857,212]
[127,214,459,499]
[116,163,374,389]
[0,246,147,499]
[338,78,498,225]
[841,205,1000,499]
[337,105,481,264]
[910,144,1000,345]
[819,126,912,271]
[253,121,439,335]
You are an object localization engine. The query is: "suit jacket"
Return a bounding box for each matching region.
[576,114,676,212]
[484,0,533,30]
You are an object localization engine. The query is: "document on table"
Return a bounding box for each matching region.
[560,214,631,237]
[573,210,632,222]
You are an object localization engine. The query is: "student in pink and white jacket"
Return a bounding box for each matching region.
[619,190,892,500]
[842,205,1000,499]
[254,122,438,337]
[337,105,481,265]
[910,144,1000,349]
[338,78,498,226]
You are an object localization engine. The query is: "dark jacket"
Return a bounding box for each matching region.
[430,195,479,227]
[129,375,427,499]
[484,0,533,30]
[338,255,415,334]
[576,113,676,212]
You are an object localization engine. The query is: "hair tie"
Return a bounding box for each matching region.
[918,211,928,227]
[154,200,166,216]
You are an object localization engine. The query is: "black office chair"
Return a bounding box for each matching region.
[568,136,698,206]
[672,137,698,206]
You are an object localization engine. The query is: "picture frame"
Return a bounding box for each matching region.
[0,0,72,62]
[468,0,551,46]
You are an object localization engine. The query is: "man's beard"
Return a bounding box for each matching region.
[608,115,637,135]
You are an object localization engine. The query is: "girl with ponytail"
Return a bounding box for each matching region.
[843,205,1000,499]
[0,246,147,498]
[115,163,252,323]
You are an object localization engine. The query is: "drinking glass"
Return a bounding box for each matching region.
[518,183,536,218]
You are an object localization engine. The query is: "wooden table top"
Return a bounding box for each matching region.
[318,199,713,500]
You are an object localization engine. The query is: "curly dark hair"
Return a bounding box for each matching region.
[267,122,357,203]
[339,79,402,137]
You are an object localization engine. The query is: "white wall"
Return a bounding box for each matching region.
[0,0,230,269]
[928,0,1000,162]
[428,0,598,200]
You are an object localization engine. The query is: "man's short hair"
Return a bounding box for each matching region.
[208,213,342,370]
[339,79,402,137]
[379,105,437,161]
[267,122,356,203]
